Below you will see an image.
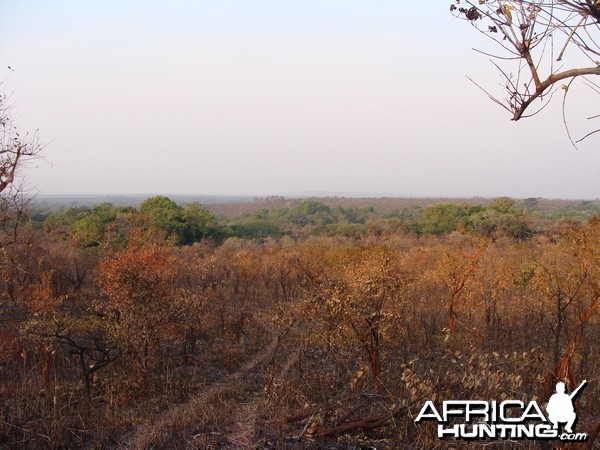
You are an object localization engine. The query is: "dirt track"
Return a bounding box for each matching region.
[123,326,280,449]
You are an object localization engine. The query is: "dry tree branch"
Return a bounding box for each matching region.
[562,77,579,148]
[466,76,514,113]
[452,0,600,142]
[576,128,600,142]
[472,48,522,60]
[583,77,600,94]
[518,88,557,118]
[0,77,42,195]
[513,65,600,120]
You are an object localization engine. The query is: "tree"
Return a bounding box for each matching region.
[1,76,41,194]
[429,235,487,334]
[0,73,42,250]
[181,202,222,244]
[465,198,534,239]
[418,203,470,235]
[532,218,600,376]
[71,203,118,247]
[282,200,337,227]
[139,196,222,245]
[139,196,184,242]
[298,244,407,381]
[25,276,120,396]
[452,0,600,144]
[97,241,177,376]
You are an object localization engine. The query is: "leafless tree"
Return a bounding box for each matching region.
[0,70,42,266]
[1,72,41,195]
[452,1,600,144]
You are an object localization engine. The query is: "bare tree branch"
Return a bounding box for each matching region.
[452,0,600,143]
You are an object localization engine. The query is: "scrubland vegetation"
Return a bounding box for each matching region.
[1,195,599,448]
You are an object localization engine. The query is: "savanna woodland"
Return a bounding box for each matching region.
[1,191,599,449]
[1,1,600,449]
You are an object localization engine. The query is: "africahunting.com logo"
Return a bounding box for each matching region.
[415,380,588,442]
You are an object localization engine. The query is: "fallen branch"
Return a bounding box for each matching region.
[307,404,410,438]
[305,395,425,439]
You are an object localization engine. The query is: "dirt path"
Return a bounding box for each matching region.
[220,341,301,448]
[123,332,280,449]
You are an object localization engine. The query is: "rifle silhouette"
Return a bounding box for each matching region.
[569,380,587,400]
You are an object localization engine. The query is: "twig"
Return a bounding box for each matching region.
[562,77,578,149]
[557,15,587,61]
[576,128,600,142]
[466,76,513,113]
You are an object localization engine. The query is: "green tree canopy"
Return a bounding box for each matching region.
[139,196,185,242]
[418,204,470,236]
[181,202,222,244]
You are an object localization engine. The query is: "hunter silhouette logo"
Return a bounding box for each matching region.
[547,380,586,434]
[415,380,588,442]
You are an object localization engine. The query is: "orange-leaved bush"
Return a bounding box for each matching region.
[97,242,177,374]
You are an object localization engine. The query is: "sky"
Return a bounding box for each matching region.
[1,1,599,199]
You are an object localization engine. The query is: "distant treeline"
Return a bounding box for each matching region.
[30,195,600,247]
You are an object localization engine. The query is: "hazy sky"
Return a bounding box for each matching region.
[2,1,599,198]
